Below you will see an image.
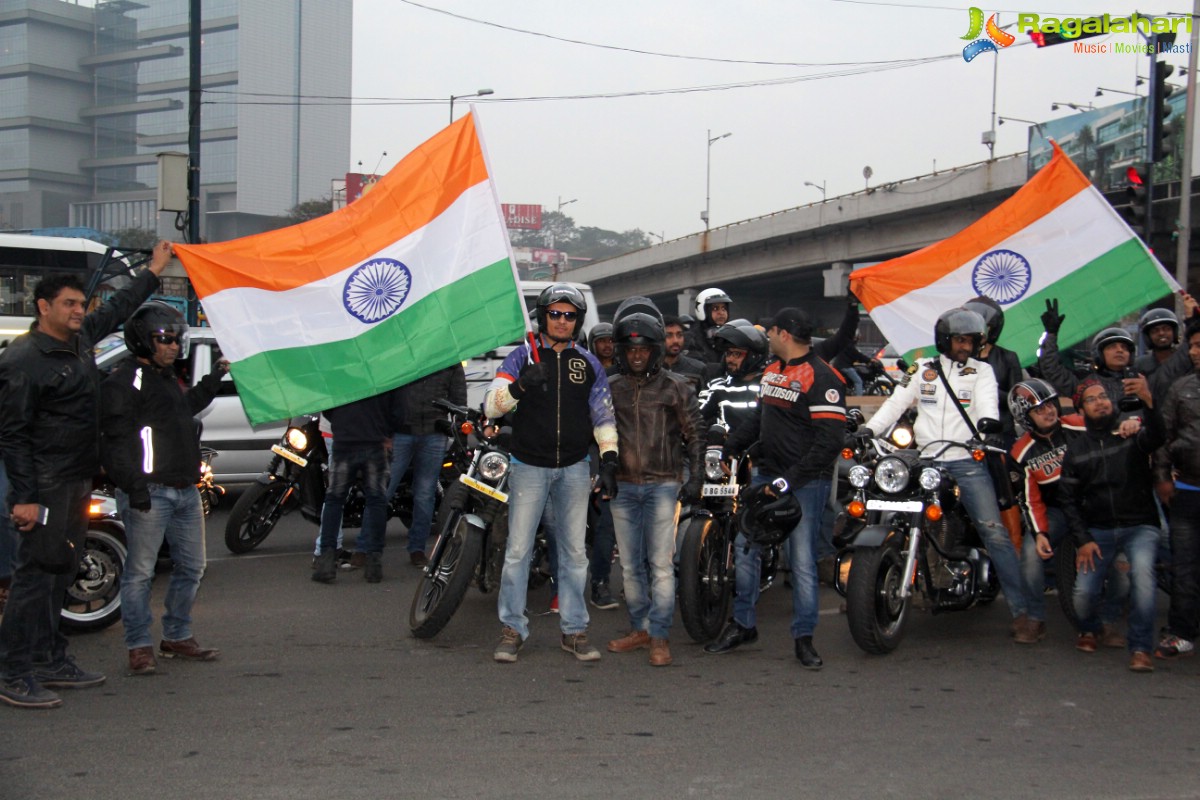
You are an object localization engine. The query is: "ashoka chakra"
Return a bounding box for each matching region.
[971,249,1031,304]
[343,258,412,323]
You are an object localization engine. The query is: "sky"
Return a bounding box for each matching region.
[349,1,1197,242]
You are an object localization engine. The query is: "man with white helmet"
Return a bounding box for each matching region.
[685,287,732,367]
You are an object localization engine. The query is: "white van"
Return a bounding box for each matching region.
[463,280,599,408]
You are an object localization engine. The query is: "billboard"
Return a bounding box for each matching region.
[503,203,542,230]
[345,172,382,204]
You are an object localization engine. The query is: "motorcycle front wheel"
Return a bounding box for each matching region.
[678,515,732,643]
[224,480,291,554]
[61,525,127,633]
[409,507,484,639]
[846,544,910,654]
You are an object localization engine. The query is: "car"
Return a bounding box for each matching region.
[93,328,287,484]
[873,342,906,379]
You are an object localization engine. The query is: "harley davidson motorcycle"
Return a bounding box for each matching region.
[834,435,1007,655]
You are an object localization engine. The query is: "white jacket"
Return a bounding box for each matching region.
[864,354,999,461]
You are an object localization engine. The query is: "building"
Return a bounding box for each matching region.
[0,0,350,242]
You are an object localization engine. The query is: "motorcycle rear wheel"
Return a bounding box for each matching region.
[678,515,732,643]
[61,525,126,633]
[225,480,291,554]
[409,508,484,639]
[846,544,910,654]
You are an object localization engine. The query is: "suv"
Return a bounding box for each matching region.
[93,329,286,484]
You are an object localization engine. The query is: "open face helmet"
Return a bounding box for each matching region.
[1138,307,1180,348]
[713,319,768,376]
[587,322,614,352]
[736,484,802,547]
[964,295,1005,344]
[124,301,189,359]
[535,283,587,340]
[933,307,986,358]
[1091,326,1135,367]
[694,287,732,325]
[1007,379,1060,432]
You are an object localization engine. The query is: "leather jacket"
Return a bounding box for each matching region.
[608,368,702,485]
[1153,370,1200,486]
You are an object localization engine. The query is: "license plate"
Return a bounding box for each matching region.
[459,474,509,504]
[866,499,924,512]
[701,484,737,497]
[271,444,308,468]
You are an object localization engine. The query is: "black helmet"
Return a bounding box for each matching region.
[933,307,986,358]
[1007,379,1060,432]
[736,484,802,547]
[614,312,664,375]
[713,320,768,376]
[535,283,587,340]
[694,287,732,325]
[124,301,188,359]
[1138,307,1180,348]
[964,295,1004,344]
[1091,326,1134,366]
[587,322,614,352]
[613,295,663,327]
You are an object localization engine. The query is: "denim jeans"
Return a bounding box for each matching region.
[844,367,864,395]
[318,442,389,554]
[942,458,1030,619]
[1165,487,1200,641]
[1022,506,1125,624]
[0,460,16,581]
[610,482,680,639]
[0,479,90,680]
[1072,524,1160,653]
[386,433,446,554]
[733,476,829,639]
[590,497,615,586]
[498,459,591,639]
[117,485,207,649]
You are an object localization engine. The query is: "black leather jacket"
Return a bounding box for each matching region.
[1153,370,1200,486]
[0,270,159,504]
[608,368,702,485]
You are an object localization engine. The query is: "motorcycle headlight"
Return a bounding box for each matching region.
[286,427,309,451]
[889,424,914,449]
[918,467,942,491]
[478,451,509,481]
[848,465,872,488]
[874,457,911,494]
[704,448,724,481]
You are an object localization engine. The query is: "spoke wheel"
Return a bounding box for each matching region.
[225,481,290,554]
[679,516,732,643]
[409,507,484,639]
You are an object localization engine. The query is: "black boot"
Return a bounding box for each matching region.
[311,550,337,583]
[795,636,823,670]
[703,621,758,654]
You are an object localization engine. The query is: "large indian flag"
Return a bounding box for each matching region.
[175,112,526,426]
[849,142,1179,366]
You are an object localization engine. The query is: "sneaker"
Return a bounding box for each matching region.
[159,637,220,661]
[1155,633,1195,659]
[1099,624,1127,649]
[548,595,559,615]
[590,581,618,610]
[607,629,650,653]
[128,646,157,676]
[311,550,337,583]
[32,656,105,689]
[561,632,601,662]
[1129,651,1155,672]
[1075,632,1098,653]
[0,676,62,709]
[364,552,382,583]
[494,627,524,663]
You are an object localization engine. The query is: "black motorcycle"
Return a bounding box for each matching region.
[852,360,897,396]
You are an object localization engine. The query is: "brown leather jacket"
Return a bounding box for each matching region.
[608,368,702,485]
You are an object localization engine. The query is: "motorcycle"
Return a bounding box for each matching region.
[62,448,222,633]
[852,360,897,396]
[834,436,1007,655]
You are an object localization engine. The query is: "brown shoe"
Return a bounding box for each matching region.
[1013,617,1045,645]
[409,551,428,567]
[159,638,220,661]
[1100,624,1127,649]
[649,637,672,667]
[1009,613,1029,637]
[1075,632,1098,653]
[349,551,367,569]
[1129,651,1154,672]
[607,629,650,653]
[128,646,157,676]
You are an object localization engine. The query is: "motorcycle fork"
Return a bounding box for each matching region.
[898,520,922,599]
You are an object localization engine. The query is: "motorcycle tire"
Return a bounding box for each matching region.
[866,380,893,397]
[678,515,732,644]
[225,480,291,554]
[846,544,910,655]
[409,506,484,639]
[61,525,127,633]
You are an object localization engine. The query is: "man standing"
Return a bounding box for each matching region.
[1136,308,1180,379]
[698,320,769,436]
[587,323,616,371]
[0,241,168,709]
[685,287,732,367]
[487,284,618,663]
[605,313,702,667]
[100,302,228,675]
[660,315,707,393]
[705,307,845,669]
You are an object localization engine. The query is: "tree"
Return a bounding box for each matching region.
[282,198,333,224]
[507,210,650,260]
[109,227,158,252]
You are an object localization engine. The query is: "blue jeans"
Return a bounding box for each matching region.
[845,367,864,395]
[590,497,615,585]
[1022,506,1125,624]
[498,459,591,638]
[117,485,207,649]
[0,460,16,581]
[610,482,680,639]
[942,458,1030,619]
[733,476,829,639]
[386,433,446,554]
[319,443,389,554]
[0,479,90,680]
[1072,524,1160,653]
[1166,487,1200,640]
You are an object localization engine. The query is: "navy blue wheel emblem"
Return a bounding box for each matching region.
[971,249,1031,305]
[343,258,412,323]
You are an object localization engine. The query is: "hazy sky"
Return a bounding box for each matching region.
[349,1,1195,241]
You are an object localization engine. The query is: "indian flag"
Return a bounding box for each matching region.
[849,142,1179,366]
[174,113,526,425]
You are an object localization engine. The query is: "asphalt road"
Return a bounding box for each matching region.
[2,488,1198,800]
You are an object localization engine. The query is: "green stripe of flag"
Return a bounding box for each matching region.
[228,259,526,425]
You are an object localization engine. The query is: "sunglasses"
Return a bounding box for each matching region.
[545,310,579,321]
[152,334,181,346]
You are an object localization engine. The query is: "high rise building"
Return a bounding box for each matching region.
[0,0,351,242]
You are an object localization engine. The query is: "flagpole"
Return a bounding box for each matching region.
[1175,0,1198,304]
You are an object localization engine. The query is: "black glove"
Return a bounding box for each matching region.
[508,361,548,399]
[598,451,619,499]
[1041,298,1065,335]
[681,475,704,505]
[129,488,152,512]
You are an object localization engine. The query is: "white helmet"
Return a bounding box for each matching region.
[694,287,732,324]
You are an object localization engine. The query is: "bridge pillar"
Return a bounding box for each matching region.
[676,288,696,318]
[823,262,851,297]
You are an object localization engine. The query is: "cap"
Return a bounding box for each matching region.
[766,307,813,340]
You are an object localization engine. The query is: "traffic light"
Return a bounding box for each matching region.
[1151,59,1177,162]
[1028,17,1111,47]
[1123,165,1150,240]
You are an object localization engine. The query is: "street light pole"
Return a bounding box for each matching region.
[449,88,494,123]
[703,129,731,231]
[803,180,827,200]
